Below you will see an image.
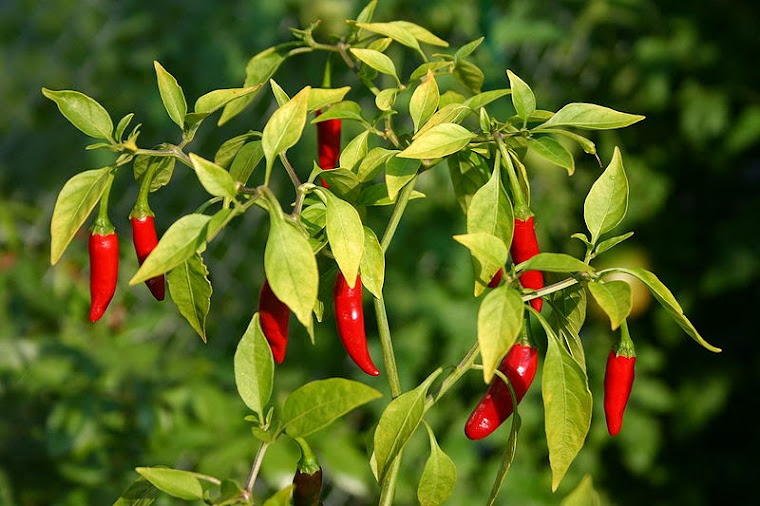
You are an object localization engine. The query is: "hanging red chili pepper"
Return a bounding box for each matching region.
[604,321,636,436]
[316,109,341,188]
[511,216,544,311]
[465,338,538,440]
[259,278,290,364]
[334,271,379,376]
[130,215,165,301]
[89,231,119,322]
[488,268,503,288]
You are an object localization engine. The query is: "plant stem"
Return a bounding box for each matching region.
[373,296,402,397]
[279,152,302,188]
[244,441,270,499]
[380,176,417,252]
[378,457,403,506]
[496,137,530,219]
[426,341,480,410]
[522,276,580,302]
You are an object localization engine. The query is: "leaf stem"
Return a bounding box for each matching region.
[425,340,480,410]
[373,296,402,397]
[378,457,403,506]
[495,137,530,219]
[244,441,270,499]
[279,152,302,188]
[380,176,417,252]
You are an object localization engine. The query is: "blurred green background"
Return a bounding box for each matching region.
[1,0,758,504]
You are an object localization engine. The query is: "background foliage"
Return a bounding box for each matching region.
[1,0,758,504]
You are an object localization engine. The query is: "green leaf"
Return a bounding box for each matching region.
[356,147,398,182]
[448,150,490,213]
[350,48,399,82]
[355,22,421,52]
[234,313,274,419]
[409,61,452,82]
[339,130,370,171]
[114,113,134,142]
[603,268,721,352]
[189,153,238,199]
[398,123,475,159]
[515,253,593,273]
[41,88,113,140]
[453,233,507,296]
[507,70,536,121]
[133,155,175,192]
[561,474,602,506]
[587,280,631,330]
[194,86,262,114]
[269,79,291,106]
[455,37,484,61]
[477,285,525,383]
[367,37,393,52]
[536,103,645,130]
[229,140,264,185]
[283,378,382,437]
[536,128,596,155]
[219,45,288,125]
[414,103,470,139]
[463,89,512,111]
[215,132,258,168]
[130,214,211,285]
[453,59,484,93]
[389,21,448,47]
[374,369,442,479]
[307,86,352,111]
[320,189,364,286]
[134,468,205,501]
[385,156,421,200]
[584,147,628,243]
[551,285,588,370]
[410,71,440,132]
[467,164,514,248]
[264,213,318,327]
[360,226,385,299]
[356,0,377,24]
[112,478,158,506]
[49,167,111,264]
[417,423,456,506]
[375,88,398,112]
[594,232,634,256]
[167,254,212,342]
[153,61,186,128]
[529,136,575,175]
[541,327,592,492]
[316,167,362,198]
[262,86,311,174]
[486,411,521,506]
[311,101,365,123]
[301,202,326,236]
[262,485,294,506]
[358,184,426,206]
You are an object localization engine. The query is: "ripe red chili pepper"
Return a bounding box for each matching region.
[259,279,289,364]
[464,342,538,440]
[511,216,544,311]
[89,231,119,322]
[316,109,341,188]
[604,350,636,436]
[488,268,503,288]
[334,271,379,376]
[130,215,165,301]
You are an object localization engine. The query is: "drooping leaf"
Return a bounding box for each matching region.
[133,155,175,191]
[389,21,448,47]
[41,88,113,140]
[409,71,440,132]
[477,285,525,383]
[320,189,364,286]
[229,140,264,185]
[134,468,209,501]
[234,313,274,419]
[528,136,575,175]
[584,147,628,243]
[560,474,602,506]
[587,279,632,330]
[189,154,237,199]
[167,254,212,342]
[417,423,456,506]
[453,233,508,296]
[360,226,385,299]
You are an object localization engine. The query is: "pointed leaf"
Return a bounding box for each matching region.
[112,478,158,506]
[133,155,175,191]
[50,167,111,264]
[356,147,398,182]
[42,88,113,140]
[390,21,448,47]
[467,164,514,248]
[350,48,399,82]
[561,474,602,506]
[134,468,204,501]
[194,85,262,114]
[283,378,382,437]
[584,147,628,243]
[507,70,536,121]
[262,86,311,172]
[453,233,508,296]
[529,136,575,175]
[321,189,364,286]
[153,61,186,128]
[398,123,475,159]
[167,254,212,342]
[477,286,525,383]
[417,423,456,506]
[234,313,274,418]
[307,86,352,111]
[189,153,237,199]
[311,100,365,123]
[385,156,420,200]
[409,71,440,132]
[229,140,264,185]
[355,22,421,52]
[536,103,645,130]
[339,130,370,171]
[588,279,631,330]
[515,253,593,273]
[360,226,385,299]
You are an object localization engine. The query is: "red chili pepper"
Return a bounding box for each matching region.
[89,231,119,322]
[464,342,538,440]
[259,279,290,364]
[334,271,379,376]
[488,268,503,288]
[604,350,636,436]
[316,110,341,188]
[130,215,165,301]
[511,216,544,311]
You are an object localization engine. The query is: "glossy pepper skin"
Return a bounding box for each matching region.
[316,110,341,188]
[604,350,636,436]
[334,272,380,376]
[293,468,323,506]
[464,343,538,440]
[130,215,165,301]
[511,217,544,311]
[88,231,119,322]
[488,268,503,288]
[259,279,290,364]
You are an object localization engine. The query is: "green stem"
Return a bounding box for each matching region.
[279,152,302,188]
[380,176,417,252]
[496,137,530,220]
[425,341,480,410]
[373,296,402,397]
[294,437,321,475]
[616,320,636,357]
[131,161,160,219]
[378,457,402,506]
[244,441,270,499]
[92,172,115,235]
[522,276,580,303]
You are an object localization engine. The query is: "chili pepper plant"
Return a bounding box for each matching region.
[43,1,721,504]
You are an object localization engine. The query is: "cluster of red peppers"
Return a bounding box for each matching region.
[259,114,380,377]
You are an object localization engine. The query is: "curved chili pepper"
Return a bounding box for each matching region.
[512,216,544,311]
[89,231,119,322]
[130,215,165,301]
[259,279,289,364]
[334,272,379,376]
[316,110,341,188]
[604,350,636,436]
[293,437,322,506]
[464,342,538,440]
